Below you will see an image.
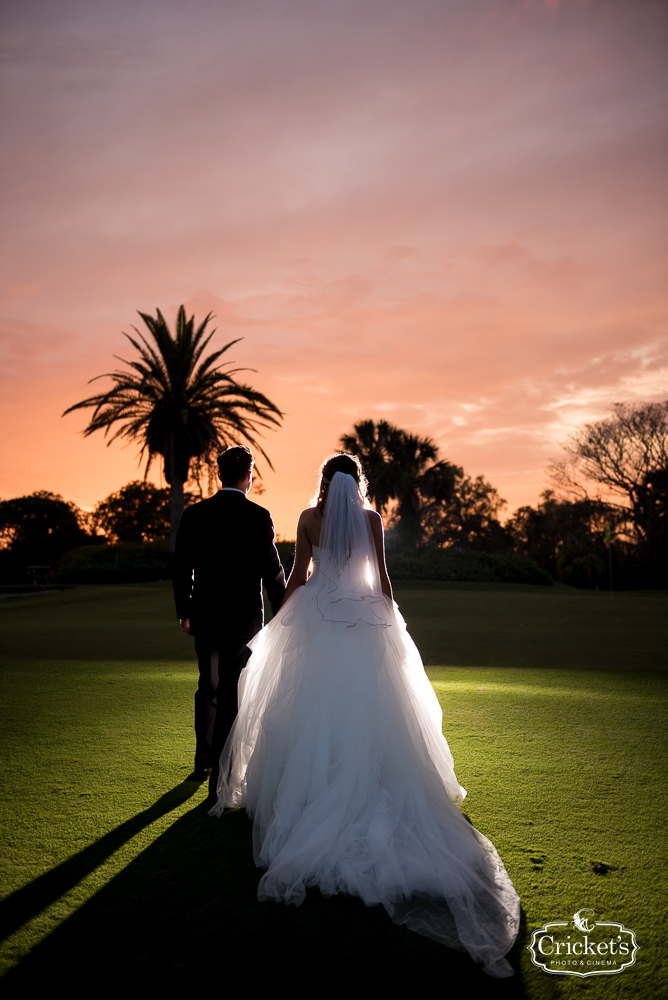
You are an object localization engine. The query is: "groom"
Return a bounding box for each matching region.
[172,445,286,800]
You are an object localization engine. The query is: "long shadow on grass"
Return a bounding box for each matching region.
[0,779,200,942]
[3,799,529,995]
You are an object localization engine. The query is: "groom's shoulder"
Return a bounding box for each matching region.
[180,492,228,524]
[182,494,214,517]
[185,492,273,522]
[244,497,274,522]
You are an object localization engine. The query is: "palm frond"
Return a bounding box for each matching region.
[63,306,283,486]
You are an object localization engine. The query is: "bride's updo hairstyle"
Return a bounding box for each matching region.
[312,452,369,510]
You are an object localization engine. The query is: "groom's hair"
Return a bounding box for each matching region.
[217,446,254,485]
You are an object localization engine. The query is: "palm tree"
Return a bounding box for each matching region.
[339,419,395,516]
[63,306,283,549]
[382,427,440,544]
[340,419,457,544]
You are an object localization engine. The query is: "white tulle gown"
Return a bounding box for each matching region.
[210,474,520,978]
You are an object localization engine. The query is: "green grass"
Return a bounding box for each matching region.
[0,582,666,996]
[394,579,668,670]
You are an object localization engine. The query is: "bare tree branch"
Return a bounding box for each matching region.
[548,400,668,557]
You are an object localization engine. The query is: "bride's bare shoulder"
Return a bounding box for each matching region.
[299,506,321,546]
[299,506,320,525]
[366,508,384,541]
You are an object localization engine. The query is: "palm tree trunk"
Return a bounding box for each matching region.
[170,475,185,552]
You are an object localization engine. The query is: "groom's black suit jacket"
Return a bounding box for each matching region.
[173,489,286,648]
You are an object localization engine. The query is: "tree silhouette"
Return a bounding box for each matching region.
[0,491,89,580]
[549,400,668,566]
[93,481,171,544]
[339,419,395,516]
[340,420,461,545]
[63,307,283,548]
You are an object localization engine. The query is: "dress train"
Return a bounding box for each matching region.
[210,547,520,977]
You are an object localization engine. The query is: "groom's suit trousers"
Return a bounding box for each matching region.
[194,635,252,773]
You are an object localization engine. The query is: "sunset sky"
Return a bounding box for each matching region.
[1,0,667,538]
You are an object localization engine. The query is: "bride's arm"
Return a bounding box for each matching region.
[279,510,313,608]
[368,510,393,600]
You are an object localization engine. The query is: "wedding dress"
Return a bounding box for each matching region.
[210,473,520,977]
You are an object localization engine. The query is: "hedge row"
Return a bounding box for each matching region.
[55,541,171,584]
[386,547,553,586]
[55,539,297,584]
[54,540,551,587]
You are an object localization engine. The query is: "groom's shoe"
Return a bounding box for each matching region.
[192,755,211,781]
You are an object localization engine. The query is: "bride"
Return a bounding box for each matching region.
[209,453,520,977]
